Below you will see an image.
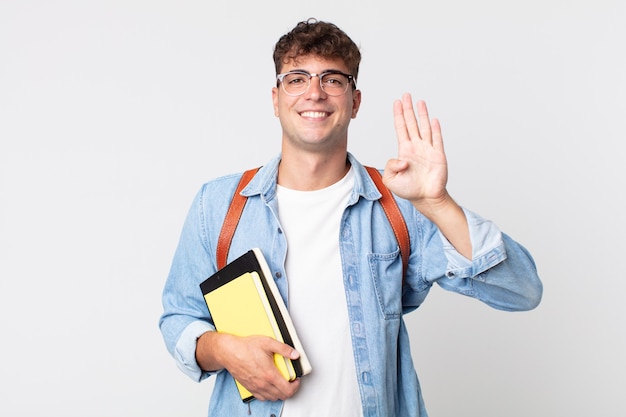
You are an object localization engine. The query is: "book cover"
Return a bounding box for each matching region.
[200,248,312,402]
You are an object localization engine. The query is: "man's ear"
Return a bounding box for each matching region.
[351,89,362,119]
[272,87,280,117]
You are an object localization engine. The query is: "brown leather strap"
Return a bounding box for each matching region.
[216,167,260,269]
[217,166,410,281]
[364,166,410,281]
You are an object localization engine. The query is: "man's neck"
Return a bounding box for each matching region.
[277,151,350,191]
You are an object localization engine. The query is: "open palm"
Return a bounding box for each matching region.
[383,93,449,206]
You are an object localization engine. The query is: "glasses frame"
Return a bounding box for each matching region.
[276,70,356,97]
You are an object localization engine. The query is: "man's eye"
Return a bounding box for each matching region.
[323,76,346,87]
[287,75,308,84]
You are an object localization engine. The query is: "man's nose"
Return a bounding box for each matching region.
[305,74,327,99]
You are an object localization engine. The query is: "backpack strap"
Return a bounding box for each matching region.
[216,167,260,270]
[216,166,410,281]
[364,166,410,282]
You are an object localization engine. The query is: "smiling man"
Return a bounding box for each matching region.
[159,18,543,417]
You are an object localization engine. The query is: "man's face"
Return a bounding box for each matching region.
[272,55,361,154]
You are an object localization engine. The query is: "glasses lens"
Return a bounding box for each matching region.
[282,72,310,95]
[320,73,350,96]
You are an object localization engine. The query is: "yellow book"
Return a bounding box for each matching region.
[200,249,312,402]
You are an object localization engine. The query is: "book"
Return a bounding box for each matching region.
[199,248,312,402]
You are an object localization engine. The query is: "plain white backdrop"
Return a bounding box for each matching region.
[1,1,624,416]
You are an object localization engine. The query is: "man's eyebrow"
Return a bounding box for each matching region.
[289,68,346,74]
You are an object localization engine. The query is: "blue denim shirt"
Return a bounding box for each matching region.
[159,153,542,417]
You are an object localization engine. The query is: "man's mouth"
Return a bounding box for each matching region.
[300,111,329,118]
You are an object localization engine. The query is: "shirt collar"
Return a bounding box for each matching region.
[241,152,383,204]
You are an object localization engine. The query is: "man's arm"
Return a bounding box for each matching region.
[386,95,542,311]
[160,185,301,402]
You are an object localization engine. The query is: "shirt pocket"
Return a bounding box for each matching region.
[368,248,403,320]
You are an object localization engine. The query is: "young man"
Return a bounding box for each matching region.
[159,18,542,417]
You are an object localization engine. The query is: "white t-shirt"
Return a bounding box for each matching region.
[277,167,363,417]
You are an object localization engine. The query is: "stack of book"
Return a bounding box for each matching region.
[200,248,312,402]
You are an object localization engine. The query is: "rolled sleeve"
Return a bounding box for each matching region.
[174,320,216,382]
[435,208,542,311]
[439,208,507,279]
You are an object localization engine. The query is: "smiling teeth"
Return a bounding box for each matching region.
[301,111,327,118]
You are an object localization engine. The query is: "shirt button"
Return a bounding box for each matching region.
[361,371,371,384]
[446,271,455,278]
[275,271,282,279]
[348,275,355,286]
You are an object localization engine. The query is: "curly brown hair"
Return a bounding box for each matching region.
[273,18,361,83]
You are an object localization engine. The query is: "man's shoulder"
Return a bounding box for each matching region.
[203,171,248,187]
[192,171,249,205]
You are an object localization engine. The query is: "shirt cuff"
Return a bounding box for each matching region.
[173,320,215,382]
[439,208,506,278]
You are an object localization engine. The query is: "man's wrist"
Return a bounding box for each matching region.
[196,330,224,373]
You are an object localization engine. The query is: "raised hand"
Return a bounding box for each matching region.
[384,93,472,259]
[383,93,449,208]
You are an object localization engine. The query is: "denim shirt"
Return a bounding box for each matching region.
[159,153,543,417]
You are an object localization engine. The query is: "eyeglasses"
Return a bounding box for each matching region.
[276,70,356,96]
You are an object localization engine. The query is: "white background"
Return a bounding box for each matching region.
[1,1,624,416]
